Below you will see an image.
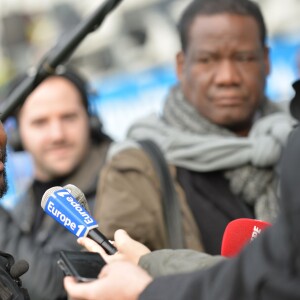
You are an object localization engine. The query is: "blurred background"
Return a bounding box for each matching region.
[0,0,300,207]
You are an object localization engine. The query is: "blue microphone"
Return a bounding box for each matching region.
[41,186,117,254]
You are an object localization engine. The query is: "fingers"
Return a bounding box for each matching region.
[77,230,151,267]
[114,229,130,244]
[64,277,91,300]
[64,262,153,300]
[77,237,123,264]
[77,237,109,261]
[114,229,151,264]
[77,237,101,252]
[114,229,140,249]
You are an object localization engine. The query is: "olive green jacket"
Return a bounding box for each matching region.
[95,147,204,251]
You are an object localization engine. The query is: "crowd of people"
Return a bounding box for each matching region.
[0,0,299,299]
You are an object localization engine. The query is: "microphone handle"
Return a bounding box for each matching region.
[88,229,117,255]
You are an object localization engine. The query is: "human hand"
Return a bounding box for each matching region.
[64,261,153,300]
[77,229,150,265]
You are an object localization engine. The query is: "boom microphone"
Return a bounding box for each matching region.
[41,186,117,255]
[0,0,124,121]
[221,218,271,257]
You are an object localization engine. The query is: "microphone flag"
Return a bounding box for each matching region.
[221,218,271,257]
[43,188,98,238]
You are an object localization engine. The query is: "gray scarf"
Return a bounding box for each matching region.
[116,86,295,222]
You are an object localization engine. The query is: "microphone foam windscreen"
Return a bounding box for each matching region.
[221,218,271,257]
[41,186,62,209]
[10,260,29,278]
[63,184,91,214]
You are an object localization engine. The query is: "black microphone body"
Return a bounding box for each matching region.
[88,230,117,255]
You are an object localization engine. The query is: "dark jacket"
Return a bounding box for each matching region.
[140,123,300,300]
[0,141,110,300]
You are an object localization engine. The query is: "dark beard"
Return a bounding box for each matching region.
[0,168,8,199]
[224,119,253,137]
[0,148,8,199]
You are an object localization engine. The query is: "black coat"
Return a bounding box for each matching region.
[140,116,300,299]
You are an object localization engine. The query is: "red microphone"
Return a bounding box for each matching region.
[221,218,271,257]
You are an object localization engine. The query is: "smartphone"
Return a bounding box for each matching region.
[57,250,106,282]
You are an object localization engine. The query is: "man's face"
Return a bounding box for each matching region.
[19,76,90,181]
[0,123,8,198]
[176,13,270,136]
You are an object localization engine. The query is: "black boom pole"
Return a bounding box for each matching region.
[0,0,124,122]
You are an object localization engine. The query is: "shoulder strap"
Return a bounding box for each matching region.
[138,139,184,249]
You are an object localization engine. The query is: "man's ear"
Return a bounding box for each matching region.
[176,51,185,82]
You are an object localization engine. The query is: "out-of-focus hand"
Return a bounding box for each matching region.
[64,261,153,300]
[77,229,151,264]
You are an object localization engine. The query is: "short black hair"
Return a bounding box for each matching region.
[178,0,267,53]
[4,65,91,116]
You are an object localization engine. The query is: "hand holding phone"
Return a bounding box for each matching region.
[57,250,106,282]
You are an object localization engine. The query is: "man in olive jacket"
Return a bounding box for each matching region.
[95,0,295,255]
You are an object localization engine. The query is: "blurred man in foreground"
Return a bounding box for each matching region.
[0,66,112,300]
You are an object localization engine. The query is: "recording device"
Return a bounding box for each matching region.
[0,253,30,300]
[10,260,29,285]
[41,186,117,255]
[57,250,106,282]
[221,218,271,257]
